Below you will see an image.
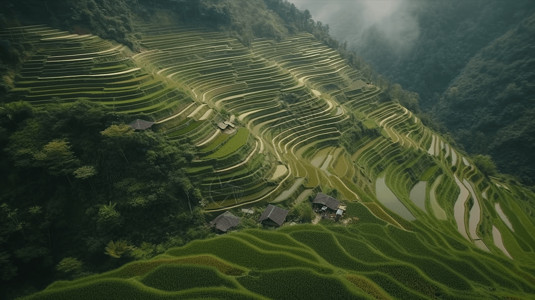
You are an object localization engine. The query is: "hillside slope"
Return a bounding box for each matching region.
[3,20,535,299]
[291,0,535,106]
[292,0,535,184]
[434,12,535,184]
[27,212,535,299]
[1,1,535,299]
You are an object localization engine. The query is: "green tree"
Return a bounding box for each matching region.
[97,202,122,227]
[290,202,314,223]
[100,124,134,138]
[73,165,97,179]
[104,240,132,259]
[56,257,83,277]
[473,154,498,177]
[33,139,80,175]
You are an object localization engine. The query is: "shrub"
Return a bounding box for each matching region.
[289,201,314,223]
[473,154,497,176]
[56,257,83,277]
[104,240,132,259]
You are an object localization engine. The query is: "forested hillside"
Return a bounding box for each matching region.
[435,13,535,184]
[292,0,535,185]
[1,1,535,299]
[293,0,535,106]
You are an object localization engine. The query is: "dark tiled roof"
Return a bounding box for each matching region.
[129,119,154,130]
[258,204,288,226]
[209,211,240,232]
[312,193,340,210]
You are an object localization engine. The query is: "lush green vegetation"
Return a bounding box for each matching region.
[26,216,535,299]
[0,101,210,298]
[308,0,535,106]
[140,264,237,291]
[299,0,535,185]
[434,12,535,184]
[206,128,249,159]
[1,1,535,299]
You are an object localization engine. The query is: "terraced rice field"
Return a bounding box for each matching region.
[28,205,535,299]
[4,24,535,267]
[3,26,192,120]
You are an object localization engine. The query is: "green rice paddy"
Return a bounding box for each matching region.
[4,24,535,299]
[27,215,535,299]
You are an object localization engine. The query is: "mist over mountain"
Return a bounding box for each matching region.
[291,0,535,105]
[434,13,535,184]
[291,0,421,56]
[292,0,535,184]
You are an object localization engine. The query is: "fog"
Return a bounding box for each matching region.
[290,0,421,54]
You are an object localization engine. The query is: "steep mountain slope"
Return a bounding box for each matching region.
[1,1,535,299]
[435,12,535,184]
[292,0,535,184]
[3,20,535,299]
[292,0,535,107]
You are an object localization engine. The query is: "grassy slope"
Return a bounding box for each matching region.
[26,202,535,299]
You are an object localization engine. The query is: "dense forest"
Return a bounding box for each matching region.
[0,101,210,297]
[434,13,535,184]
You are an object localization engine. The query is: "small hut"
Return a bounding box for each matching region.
[129,119,154,131]
[259,204,288,227]
[217,122,229,130]
[224,121,236,128]
[312,193,340,212]
[209,211,240,233]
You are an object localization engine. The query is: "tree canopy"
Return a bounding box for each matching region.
[0,101,208,298]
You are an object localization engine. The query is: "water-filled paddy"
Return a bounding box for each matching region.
[453,176,470,239]
[409,181,427,211]
[495,203,514,231]
[376,177,415,221]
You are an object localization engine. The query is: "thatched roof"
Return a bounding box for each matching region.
[209,211,240,232]
[312,193,340,211]
[129,119,154,130]
[259,204,288,226]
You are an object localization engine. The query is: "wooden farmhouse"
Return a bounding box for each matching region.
[209,211,241,233]
[259,204,289,227]
[312,193,340,212]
